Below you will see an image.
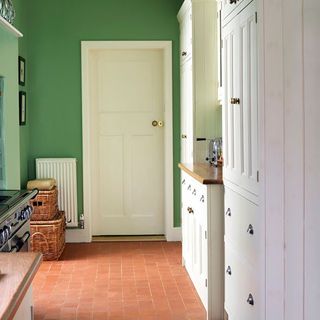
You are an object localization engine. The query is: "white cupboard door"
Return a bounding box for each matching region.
[237,1,258,196]
[181,58,194,163]
[222,14,240,185]
[222,0,258,196]
[90,49,165,235]
[180,4,192,63]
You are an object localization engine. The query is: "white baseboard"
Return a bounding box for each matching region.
[166,227,182,242]
[66,227,182,243]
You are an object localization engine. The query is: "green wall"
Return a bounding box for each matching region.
[13,0,30,188]
[19,0,183,227]
[0,23,20,189]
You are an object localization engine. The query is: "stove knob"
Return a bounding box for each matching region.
[0,229,4,245]
[3,226,11,239]
[0,228,7,243]
[27,206,33,217]
[19,209,25,220]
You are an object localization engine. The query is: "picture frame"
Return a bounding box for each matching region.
[19,91,26,125]
[18,56,26,86]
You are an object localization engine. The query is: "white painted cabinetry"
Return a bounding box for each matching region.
[222,0,258,197]
[181,168,224,319]
[221,0,261,319]
[178,0,220,163]
[13,286,34,320]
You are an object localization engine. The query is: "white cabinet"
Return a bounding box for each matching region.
[13,286,34,320]
[221,0,261,319]
[222,0,258,196]
[178,0,220,163]
[181,169,224,320]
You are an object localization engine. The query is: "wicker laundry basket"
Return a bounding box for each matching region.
[30,187,58,221]
[30,211,66,261]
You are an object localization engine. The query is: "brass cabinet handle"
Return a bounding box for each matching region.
[187,207,194,214]
[230,97,241,105]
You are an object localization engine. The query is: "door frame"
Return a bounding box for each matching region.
[81,41,175,241]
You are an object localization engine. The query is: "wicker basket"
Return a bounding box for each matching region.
[30,211,66,261]
[30,188,58,221]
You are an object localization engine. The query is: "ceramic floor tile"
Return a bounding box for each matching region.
[33,242,206,320]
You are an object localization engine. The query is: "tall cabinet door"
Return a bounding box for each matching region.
[237,2,258,196]
[222,0,258,196]
[181,58,194,163]
[222,13,240,186]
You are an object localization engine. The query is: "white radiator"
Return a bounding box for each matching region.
[36,158,78,227]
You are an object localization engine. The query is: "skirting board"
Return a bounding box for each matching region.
[66,227,182,243]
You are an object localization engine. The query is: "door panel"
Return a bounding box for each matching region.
[90,49,165,235]
[222,1,258,196]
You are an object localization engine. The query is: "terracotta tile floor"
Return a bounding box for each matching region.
[33,241,206,320]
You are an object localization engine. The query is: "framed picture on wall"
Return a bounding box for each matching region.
[18,56,26,86]
[19,91,26,125]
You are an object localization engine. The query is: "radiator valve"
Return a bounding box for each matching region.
[79,214,85,229]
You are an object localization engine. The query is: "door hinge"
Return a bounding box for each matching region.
[257,171,260,182]
[205,279,208,287]
[255,12,258,23]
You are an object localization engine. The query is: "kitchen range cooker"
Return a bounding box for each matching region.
[0,189,38,252]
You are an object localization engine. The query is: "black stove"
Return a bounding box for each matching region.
[0,189,38,251]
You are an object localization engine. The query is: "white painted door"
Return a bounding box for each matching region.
[89,49,165,235]
[222,0,258,196]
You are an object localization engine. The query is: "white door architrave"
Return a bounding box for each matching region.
[80,41,178,242]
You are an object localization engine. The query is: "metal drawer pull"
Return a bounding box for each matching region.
[200,195,205,203]
[247,224,254,235]
[182,179,186,185]
[226,266,232,275]
[187,207,194,214]
[225,208,231,216]
[247,294,254,306]
[192,189,197,196]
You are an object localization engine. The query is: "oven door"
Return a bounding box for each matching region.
[7,221,30,252]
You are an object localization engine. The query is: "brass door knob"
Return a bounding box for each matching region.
[152,120,164,127]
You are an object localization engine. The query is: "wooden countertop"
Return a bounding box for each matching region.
[0,252,42,320]
[178,163,223,185]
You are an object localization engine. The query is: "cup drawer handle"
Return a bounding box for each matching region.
[226,266,232,275]
[247,224,254,235]
[247,294,254,306]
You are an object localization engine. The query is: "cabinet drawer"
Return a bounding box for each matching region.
[225,242,260,320]
[224,187,258,264]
